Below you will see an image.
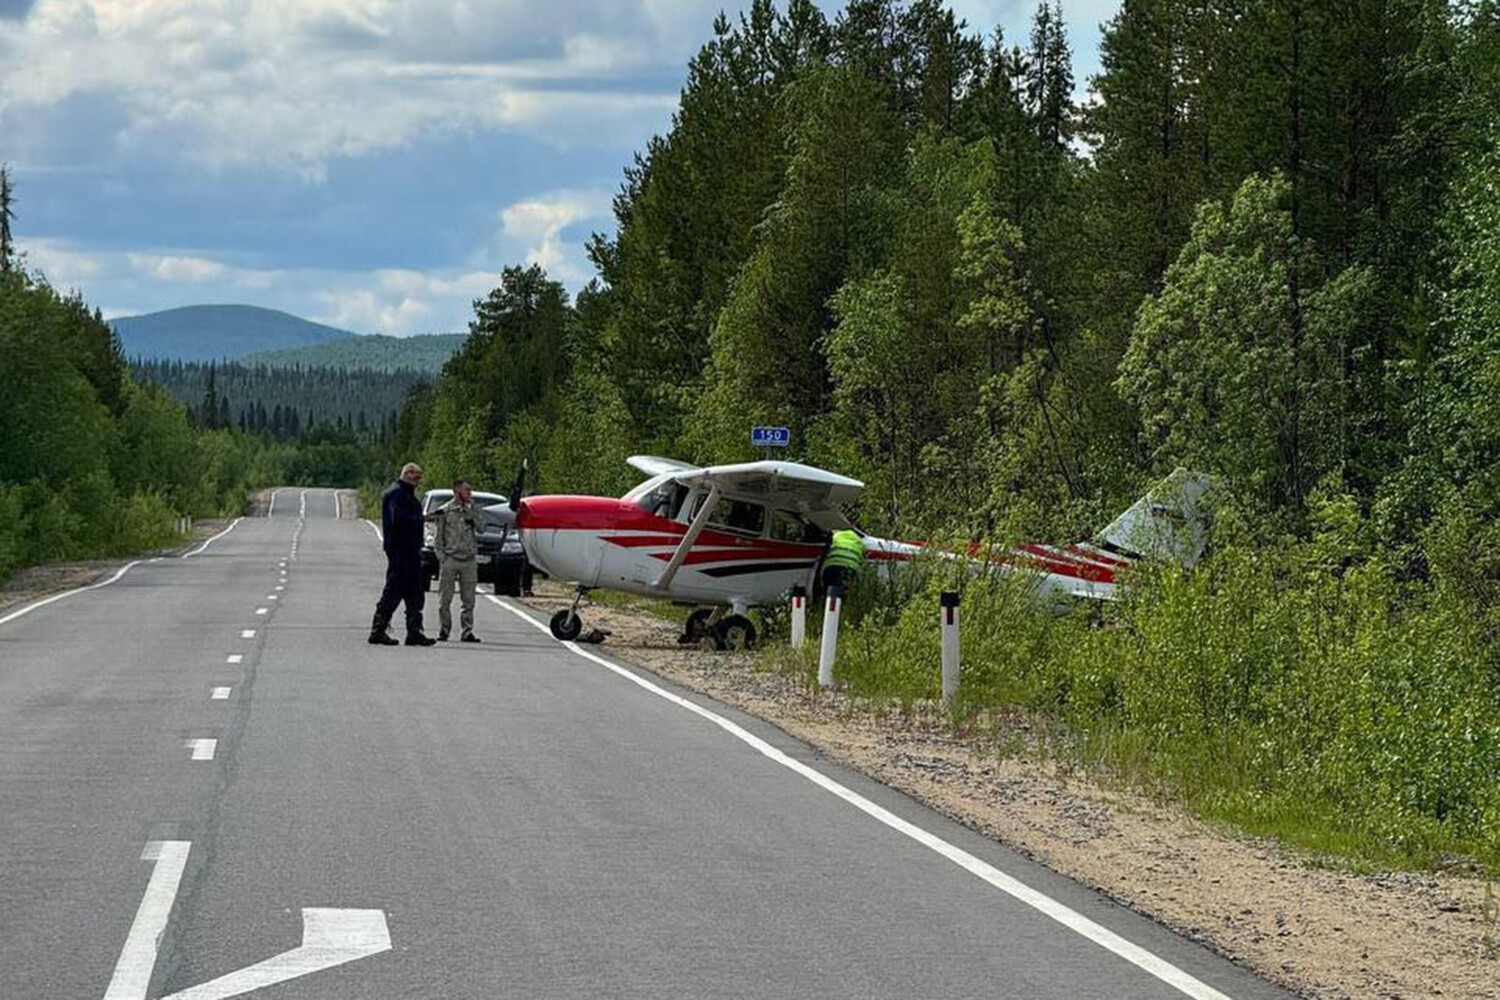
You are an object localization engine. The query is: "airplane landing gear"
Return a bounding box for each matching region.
[716,614,757,652]
[550,587,589,642]
[679,607,721,647]
[678,608,758,651]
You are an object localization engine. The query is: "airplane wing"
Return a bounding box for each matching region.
[627,455,701,479]
[674,461,864,513]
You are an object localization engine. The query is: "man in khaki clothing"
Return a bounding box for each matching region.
[432,477,481,642]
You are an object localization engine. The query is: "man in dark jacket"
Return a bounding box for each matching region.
[368,462,437,646]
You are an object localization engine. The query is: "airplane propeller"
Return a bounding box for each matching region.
[508,459,529,512]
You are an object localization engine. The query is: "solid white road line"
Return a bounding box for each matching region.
[211,687,231,700]
[240,630,256,639]
[363,519,382,542]
[182,518,243,560]
[268,489,279,518]
[0,560,143,628]
[102,840,192,1000]
[485,594,1235,1000]
[226,654,243,664]
[187,739,217,761]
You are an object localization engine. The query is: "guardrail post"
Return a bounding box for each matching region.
[790,585,807,650]
[940,591,961,707]
[818,586,844,688]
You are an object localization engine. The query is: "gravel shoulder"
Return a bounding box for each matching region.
[524,583,1500,1000]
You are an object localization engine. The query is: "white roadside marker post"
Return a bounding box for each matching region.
[790,585,807,650]
[818,586,844,689]
[940,590,961,708]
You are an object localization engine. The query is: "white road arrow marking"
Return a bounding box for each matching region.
[157,908,391,1000]
[102,841,192,1000]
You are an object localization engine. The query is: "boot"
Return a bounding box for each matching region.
[368,614,398,646]
[405,631,437,647]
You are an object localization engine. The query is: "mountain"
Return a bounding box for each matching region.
[242,333,467,373]
[110,305,358,362]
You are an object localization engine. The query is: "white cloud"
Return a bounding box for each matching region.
[127,253,227,282]
[314,288,432,334]
[0,0,691,176]
[22,238,102,288]
[498,188,611,283]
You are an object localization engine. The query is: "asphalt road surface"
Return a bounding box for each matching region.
[0,487,1296,999]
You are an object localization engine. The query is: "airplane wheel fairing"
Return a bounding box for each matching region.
[716,615,757,651]
[550,609,583,641]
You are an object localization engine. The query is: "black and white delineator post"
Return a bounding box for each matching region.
[818,586,845,688]
[940,591,961,707]
[790,585,808,650]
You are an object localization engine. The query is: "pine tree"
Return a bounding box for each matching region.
[200,365,221,430]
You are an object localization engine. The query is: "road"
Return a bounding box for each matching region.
[0,487,1294,999]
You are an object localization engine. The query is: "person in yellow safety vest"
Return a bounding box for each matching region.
[821,528,866,591]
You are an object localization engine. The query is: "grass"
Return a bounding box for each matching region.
[744,526,1500,877]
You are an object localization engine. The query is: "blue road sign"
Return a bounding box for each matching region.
[751,426,791,448]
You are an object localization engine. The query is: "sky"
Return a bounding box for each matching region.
[2,0,1119,334]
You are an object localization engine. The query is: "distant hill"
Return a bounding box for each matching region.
[110,305,358,362]
[243,333,467,373]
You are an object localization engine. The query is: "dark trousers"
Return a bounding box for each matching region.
[374,552,425,635]
[821,565,856,592]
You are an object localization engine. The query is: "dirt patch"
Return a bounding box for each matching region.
[524,583,1500,999]
[336,489,360,520]
[0,519,231,617]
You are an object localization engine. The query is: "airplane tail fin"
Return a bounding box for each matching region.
[1096,468,1215,568]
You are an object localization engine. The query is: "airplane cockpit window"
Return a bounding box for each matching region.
[770,509,826,544]
[693,495,767,538]
[641,483,691,519]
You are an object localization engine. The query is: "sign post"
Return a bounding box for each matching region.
[789,585,807,650]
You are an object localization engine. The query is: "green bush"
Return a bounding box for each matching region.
[812,492,1500,868]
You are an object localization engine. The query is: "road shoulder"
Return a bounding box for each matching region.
[0,518,232,617]
[521,585,1499,1000]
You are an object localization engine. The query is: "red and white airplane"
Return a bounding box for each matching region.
[515,457,1212,648]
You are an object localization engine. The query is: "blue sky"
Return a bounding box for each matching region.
[3,0,1118,334]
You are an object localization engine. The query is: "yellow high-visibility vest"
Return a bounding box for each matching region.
[825,529,865,572]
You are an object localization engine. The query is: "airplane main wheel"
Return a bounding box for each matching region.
[550,609,583,641]
[683,608,715,642]
[716,615,757,652]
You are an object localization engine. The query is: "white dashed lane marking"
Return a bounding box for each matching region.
[255,608,268,616]
[211,687,231,700]
[226,654,243,664]
[241,630,256,639]
[187,739,217,761]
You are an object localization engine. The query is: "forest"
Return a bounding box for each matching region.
[132,358,422,442]
[401,0,1500,866]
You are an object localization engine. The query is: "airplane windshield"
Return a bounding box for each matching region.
[639,482,691,520]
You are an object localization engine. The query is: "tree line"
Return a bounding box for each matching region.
[401,0,1500,864]
[132,358,423,444]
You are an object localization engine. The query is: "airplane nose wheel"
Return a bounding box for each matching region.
[550,587,589,642]
[549,609,583,642]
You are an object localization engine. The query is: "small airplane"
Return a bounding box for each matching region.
[514,457,1213,649]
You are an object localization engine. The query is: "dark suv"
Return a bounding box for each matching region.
[420,489,529,596]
